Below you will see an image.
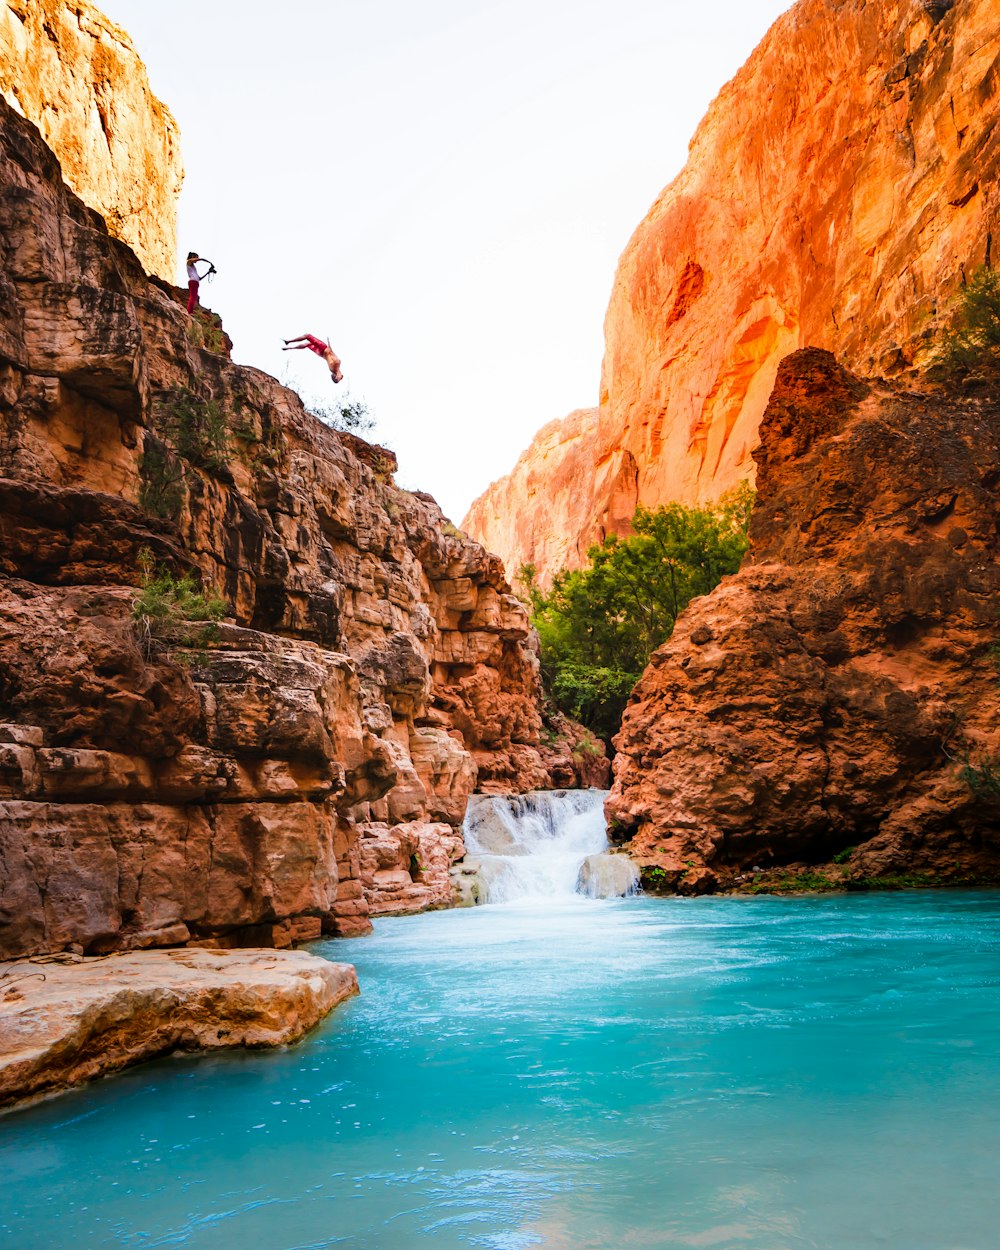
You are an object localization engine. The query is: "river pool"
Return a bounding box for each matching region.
[2,891,1000,1249]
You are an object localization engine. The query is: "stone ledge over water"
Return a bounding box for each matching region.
[0,948,357,1110]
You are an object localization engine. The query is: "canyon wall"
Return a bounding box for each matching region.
[464,0,1000,583]
[0,0,182,280]
[607,349,1000,891]
[0,96,604,959]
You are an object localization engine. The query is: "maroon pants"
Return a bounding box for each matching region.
[187,279,199,313]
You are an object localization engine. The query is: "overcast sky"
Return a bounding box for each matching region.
[103,0,791,524]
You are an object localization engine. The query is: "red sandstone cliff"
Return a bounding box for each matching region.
[0,97,605,959]
[606,348,1000,892]
[0,0,182,280]
[464,0,1000,582]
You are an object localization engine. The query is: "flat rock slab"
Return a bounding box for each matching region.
[0,948,358,1110]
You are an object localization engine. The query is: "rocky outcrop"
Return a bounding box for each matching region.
[359,821,465,915]
[464,0,1000,582]
[0,0,182,280]
[0,948,357,1108]
[0,96,603,959]
[607,349,1000,892]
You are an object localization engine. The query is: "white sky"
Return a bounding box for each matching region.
[103,0,791,524]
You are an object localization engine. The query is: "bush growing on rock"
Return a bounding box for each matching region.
[132,549,228,654]
[307,396,376,436]
[520,484,753,742]
[155,388,230,474]
[934,267,1000,383]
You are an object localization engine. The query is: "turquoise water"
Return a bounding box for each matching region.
[3,891,1000,1249]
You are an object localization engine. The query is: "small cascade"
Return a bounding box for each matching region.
[461,789,639,904]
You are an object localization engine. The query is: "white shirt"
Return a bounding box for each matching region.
[187,261,199,281]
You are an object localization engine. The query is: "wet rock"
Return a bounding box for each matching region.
[576,852,639,898]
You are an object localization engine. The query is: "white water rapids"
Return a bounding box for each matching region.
[460,789,639,903]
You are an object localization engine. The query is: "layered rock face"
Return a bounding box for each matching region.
[607,349,1000,892]
[0,0,182,279]
[464,0,1000,582]
[0,98,602,959]
[0,948,357,1108]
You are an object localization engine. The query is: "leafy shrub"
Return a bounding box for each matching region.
[132,549,227,653]
[832,847,855,864]
[960,753,1000,800]
[308,396,376,435]
[186,310,228,355]
[933,266,1000,382]
[138,437,185,520]
[521,484,754,742]
[156,389,229,474]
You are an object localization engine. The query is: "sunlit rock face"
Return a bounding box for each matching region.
[462,408,605,588]
[464,0,999,582]
[607,349,1000,893]
[0,0,182,279]
[0,95,605,958]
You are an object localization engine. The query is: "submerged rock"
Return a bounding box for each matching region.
[577,853,640,899]
[0,948,357,1109]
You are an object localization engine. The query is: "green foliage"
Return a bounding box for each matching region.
[308,396,376,436]
[138,438,185,520]
[832,846,855,864]
[549,665,638,743]
[957,639,1000,801]
[522,484,754,741]
[933,266,1000,382]
[186,309,228,355]
[746,870,840,894]
[156,389,229,474]
[572,730,603,759]
[960,753,1000,800]
[132,549,227,653]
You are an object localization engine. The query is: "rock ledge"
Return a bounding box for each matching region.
[0,948,357,1109]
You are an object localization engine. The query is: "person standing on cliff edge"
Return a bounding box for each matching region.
[185,251,216,314]
[282,334,344,383]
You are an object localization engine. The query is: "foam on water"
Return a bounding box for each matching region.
[3,892,1000,1250]
[462,789,638,902]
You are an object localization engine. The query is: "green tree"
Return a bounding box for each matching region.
[521,484,753,742]
[934,266,1000,382]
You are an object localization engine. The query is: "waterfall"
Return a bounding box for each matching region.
[459,789,639,904]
